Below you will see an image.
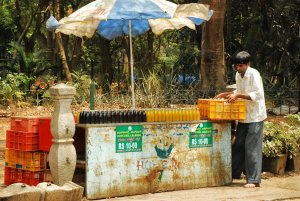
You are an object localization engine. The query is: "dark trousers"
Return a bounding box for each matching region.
[232,121,263,183]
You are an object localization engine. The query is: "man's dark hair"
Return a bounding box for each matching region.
[232,51,251,64]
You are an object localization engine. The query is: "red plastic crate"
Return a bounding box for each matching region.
[4,167,11,185]
[6,131,39,151]
[15,131,39,151]
[4,167,44,186]
[10,116,39,133]
[5,167,23,185]
[38,117,53,152]
[6,130,15,148]
[23,170,44,186]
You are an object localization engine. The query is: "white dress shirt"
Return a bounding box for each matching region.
[235,67,267,123]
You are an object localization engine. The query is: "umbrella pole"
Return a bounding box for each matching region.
[129,20,135,110]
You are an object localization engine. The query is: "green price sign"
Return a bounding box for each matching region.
[116,125,143,153]
[189,122,213,148]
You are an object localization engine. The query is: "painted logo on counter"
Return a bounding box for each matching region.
[189,122,213,148]
[116,125,143,153]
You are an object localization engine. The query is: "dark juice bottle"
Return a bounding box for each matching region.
[79,112,84,124]
[107,111,112,123]
[119,111,124,123]
[134,110,142,122]
[95,111,101,124]
[124,111,129,123]
[142,110,147,122]
[111,111,116,123]
[90,111,96,124]
[115,111,120,123]
[99,111,104,124]
[103,111,108,123]
[86,111,91,124]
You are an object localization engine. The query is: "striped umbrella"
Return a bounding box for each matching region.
[47,0,213,109]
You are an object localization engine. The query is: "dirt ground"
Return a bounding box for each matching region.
[0,106,300,200]
[104,174,300,201]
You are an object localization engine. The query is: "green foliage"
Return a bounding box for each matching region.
[8,42,52,76]
[0,5,14,45]
[71,70,91,105]
[263,115,300,158]
[284,113,300,157]
[226,0,300,94]
[136,71,166,107]
[0,73,32,104]
[263,122,287,157]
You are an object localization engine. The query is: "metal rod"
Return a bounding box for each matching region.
[129,20,135,110]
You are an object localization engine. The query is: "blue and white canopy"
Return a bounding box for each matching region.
[46,0,213,110]
[47,0,212,40]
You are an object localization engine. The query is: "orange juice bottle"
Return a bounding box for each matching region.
[155,109,160,122]
[167,109,171,122]
[182,109,186,121]
[195,108,200,120]
[161,109,166,122]
[186,109,190,121]
[146,110,153,122]
[169,109,173,122]
[168,109,173,122]
[174,109,179,122]
[180,109,184,121]
[152,109,156,122]
[74,112,80,124]
[191,109,196,121]
[187,109,192,121]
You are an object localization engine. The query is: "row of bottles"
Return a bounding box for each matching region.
[146,108,200,122]
[78,108,201,124]
[79,110,147,124]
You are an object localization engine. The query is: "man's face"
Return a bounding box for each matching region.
[235,63,248,75]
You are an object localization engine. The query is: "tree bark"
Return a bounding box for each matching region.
[99,37,113,92]
[56,33,72,81]
[55,0,72,82]
[122,37,130,83]
[200,0,227,96]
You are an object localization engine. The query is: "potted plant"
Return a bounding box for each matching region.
[262,121,288,175]
[285,113,300,173]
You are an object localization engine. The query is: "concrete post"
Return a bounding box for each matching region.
[49,83,76,186]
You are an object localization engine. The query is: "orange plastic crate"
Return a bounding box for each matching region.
[10,116,39,133]
[4,148,17,168]
[23,151,46,171]
[5,149,46,171]
[198,99,246,120]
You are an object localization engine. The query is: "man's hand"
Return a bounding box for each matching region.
[214,92,233,99]
[227,93,239,103]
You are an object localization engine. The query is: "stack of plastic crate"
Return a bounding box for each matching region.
[4,117,46,186]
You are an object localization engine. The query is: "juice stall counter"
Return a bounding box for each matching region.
[76,120,232,199]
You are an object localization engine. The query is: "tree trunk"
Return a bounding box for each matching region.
[56,33,72,81]
[55,0,72,82]
[122,37,130,83]
[99,37,113,92]
[200,0,227,96]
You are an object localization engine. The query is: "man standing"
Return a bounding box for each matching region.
[215,51,267,188]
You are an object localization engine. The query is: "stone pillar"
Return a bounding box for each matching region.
[49,83,76,186]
